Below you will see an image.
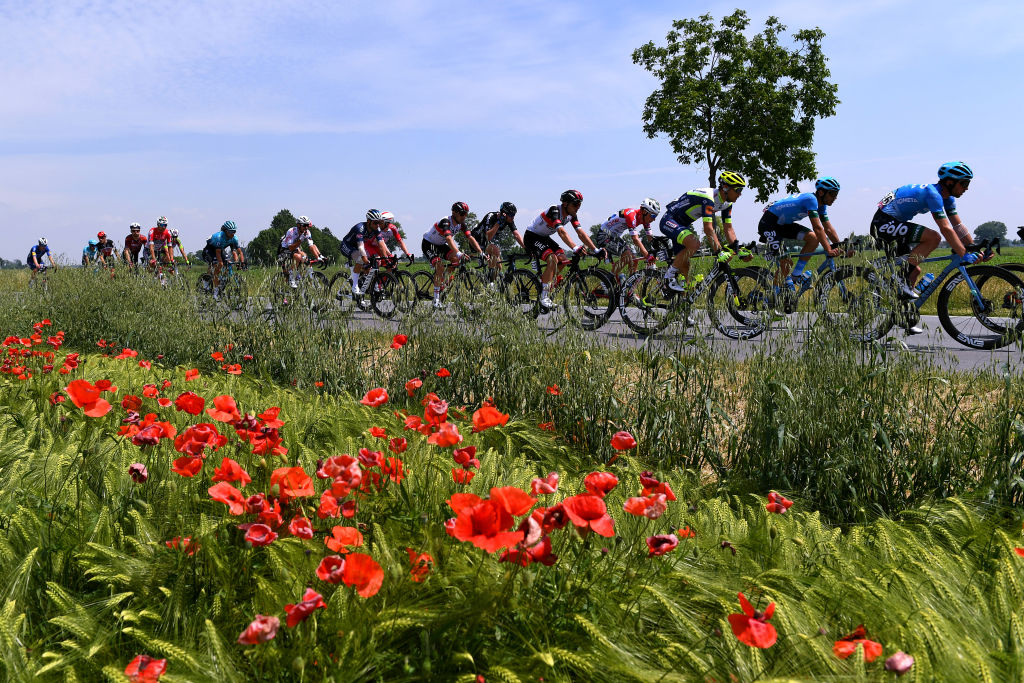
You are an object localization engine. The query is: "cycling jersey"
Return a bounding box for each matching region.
[124,233,147,253]
[376,224,402,248]
[424,216,470,246]
[208,230,239,250]
[82,244,98,259]
[281,227,315,250]
[471,212,516,244]
[765,193,828,224]
[98,239,116,257]
[878,183,957,222]
[149,227,172,249]
[599,208,650,239]
[340,222,380,249]
[28,244,50,266]
[526,206,581,238]
[663,188,733,226]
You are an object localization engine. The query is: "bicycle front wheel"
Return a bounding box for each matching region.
[705,268,770,340]
[619,270,674,335]
[816,266,895,342]
[562,268,615,330]
[326,272,359,320]
[937,265,1024,349]
[501,269,542,318]
[368,271,409,320]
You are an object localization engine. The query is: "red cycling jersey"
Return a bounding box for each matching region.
[149,227,172,247]
[124,233,147,253]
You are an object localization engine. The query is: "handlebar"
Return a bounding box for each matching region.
[966,237,1000,260]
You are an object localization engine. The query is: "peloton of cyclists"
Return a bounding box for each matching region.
[123,223,147,269]
[471,202,525,284]
[202,220,246,299]
[594,198,661,283]
[279,216,323,288]
[339,210,387,299]
[422,202,483,309]
[28,238,56,280]
[524,190,603,309]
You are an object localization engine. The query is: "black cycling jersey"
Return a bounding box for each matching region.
[471,211,516,244]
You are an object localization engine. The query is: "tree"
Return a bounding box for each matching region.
[632,10,839,201]
[975,221,1007,241]
[453,212,480,253]
[247,209,343,265]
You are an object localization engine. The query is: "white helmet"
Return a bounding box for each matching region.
[380,210,395,223]
[170,228,179,238]
[157,216,168,227]
[640,198,661,217]
[38,237,47,246]
[297,215,312,227]
[129,222,141,230]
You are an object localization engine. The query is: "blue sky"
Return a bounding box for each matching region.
[2,0,1023,260]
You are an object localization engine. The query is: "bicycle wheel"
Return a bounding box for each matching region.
[619,270,675,335]
[411,271,436,309]
[326,272,359,320]
[937,265,1024,349]
[368,271,403,319]
[705,268,770,340]
[222,272,249,312]
[392,271,419,314]
[501,269,542,318]
[816,265,895,341]
[562,268,616,330]
[196,274,214,297]
[447,270,486,319]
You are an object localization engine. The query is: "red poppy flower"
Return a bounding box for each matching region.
[833,625,883,662]
[283,588,326,627]
[258,500,283,529]
[389,437,408,454]
[531,472,560,495]
[325,525,364,553]
[115,348,139,359]
[622,493,668,519]
[156,397,172,407]
[646,533,679,556]
[472,403,509,432]
[129,463,149,483]
[452,468,476,484]
[212,457,252,487]
[206,395,241,422]
[453,445,479,469]
[142,384,158,398]
[490,486,537,516]
[356,448,384,468]
[342,552,385,597]
[48,392,66,405]
[391,334,408,349]
[382,457,405,484]
[316,555,347,584]
[639,472,677,501]
[678,525,696,538]
[164,536,197,555]
[341,500,358,517]
[405,377,423,397]
[1016,547,1024,558]
[317,491,340,519]
[208,481,246,515]
[407,548,434,582]
[583,471,619,498]
[610,431,637,451]
[174,423,228,457]
[237,615,280,645]
[561,494,615,537]
[210,351,224,361]
[370,426,387,438]
[270,466,314,502]
[434,367,450,378]
[138,360,152,370]
[288,516,314,539]
[172,456,203,478]
[221,363,242,375]
[132,422,174,446]
[121,394,142,412]
[501,535,559,567]
[404,415,423,431]
[65,379,112,417]
[244,523,278,547]
[546,385,561,395]
[361,387,389,407]
[428,421,463,447]
[538,421,555,431]
[452,499,523,553]
[766,491,794,514]
[124,654,167,682]
[728,592,778,649]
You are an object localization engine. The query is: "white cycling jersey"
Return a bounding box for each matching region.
[281,227,314,249]
[423,216,468,246]
[526,205,581,238]
[600,208,649,239]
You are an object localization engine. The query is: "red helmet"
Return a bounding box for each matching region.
[97,231,106,240]
[451,201,469,216]
[560,189,583,205]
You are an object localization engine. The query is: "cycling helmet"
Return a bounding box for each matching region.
[170,228,179,238]
[499,201,517,218]
[157,216,168,227]
[815,176,841,193]
[451,201,469,216]
[366,209,383,223]
[221,220,237,232]
[560,189,583,205]
[718,171,747,188]
[88,238,99,246]
[380,210,395,223]
[38,237,47,246]
[296,215,312,227]
[129,222,141,231]
[938,161,973,181]
[640,197,661,217]
[97,231,106,240]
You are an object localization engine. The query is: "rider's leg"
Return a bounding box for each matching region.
[351,259,363,293]
[906,228,940,286]
[790,231,819,279]
[677,234,700,287]
[486,243,500,282]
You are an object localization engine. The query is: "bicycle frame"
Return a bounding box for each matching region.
[898,255,985,311]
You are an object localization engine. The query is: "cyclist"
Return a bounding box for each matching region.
[82,239,99,266]
[202,221,245,299]
[364,210,413,275]
[870,162,977,303]
[525,190,602,309]
[659,171,747,292]
[123,223,147,269]
[422,202,482,309]
[169,229,190,266]
[594,198,660,282]
[148,217,174,275]
[758,177,843,290]
[96,231,117,278]
[337,211,391,298]
[279,215,323,288]
[28,238,55,280]
[471,202,525,283]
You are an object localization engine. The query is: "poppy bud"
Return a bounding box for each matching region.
[818,627,827,636]
[884,651,914,675]
[769,526,777,540]
[688,504,697,513]
[713,628,722,637]
[292,656,306,673]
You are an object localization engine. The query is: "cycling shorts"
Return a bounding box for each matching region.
[524,231,564,261]
[757,211,810,252]
[658,216,697,255]
[202,246,219,264]
[869,209,928,257]
[594,231,637,258]
[421,238,452,264]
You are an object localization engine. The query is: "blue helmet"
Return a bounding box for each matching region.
[221,220,237,232]
[88,238,99,246]
[815,176,840,193]
[938,161,973,181]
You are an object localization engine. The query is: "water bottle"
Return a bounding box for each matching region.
[916,273,935,293]
[800,271,813,286]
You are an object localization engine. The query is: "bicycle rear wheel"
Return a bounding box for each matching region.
[562,268,615,330]
[411,271,435,310]
[368,271,411,319]
[326,271,360,320]
[705,268,770,340]
[447,270,486,319]
[937,265,1024,349]
[222,273,249,312]
[816,265,895,342]
[501,269,542,318]
[619,270,674,335]
[393,271,418,314]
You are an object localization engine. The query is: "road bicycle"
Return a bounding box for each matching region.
[532,249,617,330]
[196,259,249,312]
[329,255,417,320]
[265,256,335,323]
[827,239,1024,349]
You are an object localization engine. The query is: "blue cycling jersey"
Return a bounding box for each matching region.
[29,244,50,261]
[766,193,828,224]
[208,231,239,250]
[342,222,381,247]
[82,244,97,257]
[878,183,957,222]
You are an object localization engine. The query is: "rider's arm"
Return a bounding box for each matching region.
[465,231,484,255]
[701,218,723,252]
[574,226,599,252]
[630,233,650,259]
[810,216,840,256]
[47,252,55,267]
[396,235,411,257]
[357,238,369,261]
[933,213,969,256]
[444,235,463,259]
[512,229,526,249]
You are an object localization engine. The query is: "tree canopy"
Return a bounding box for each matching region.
[975,221,1007,241]
[246,210,344,265]
[632,10,839,201]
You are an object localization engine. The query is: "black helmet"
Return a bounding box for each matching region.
[560,189,583,205]
[451,201,469,216]
[499,201,517,218]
